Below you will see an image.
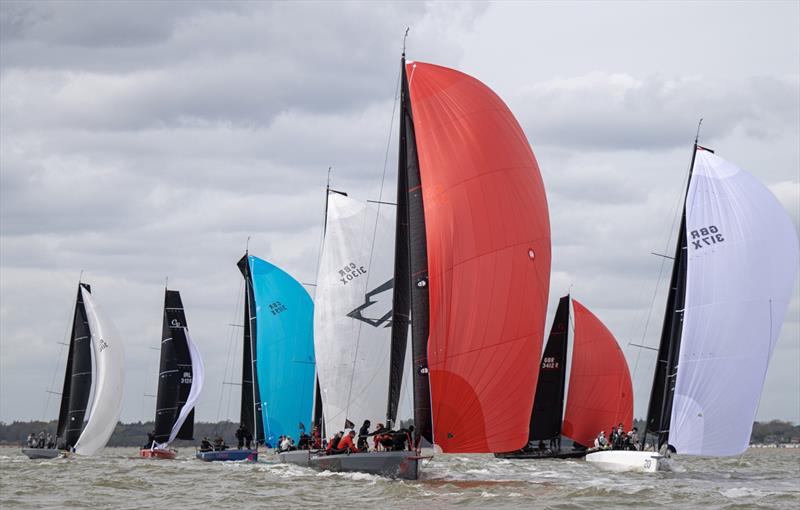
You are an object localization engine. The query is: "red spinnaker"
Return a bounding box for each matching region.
[562,299,633,447]
[407,61,551,453]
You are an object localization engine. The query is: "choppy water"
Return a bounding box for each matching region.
[1,446,798,509]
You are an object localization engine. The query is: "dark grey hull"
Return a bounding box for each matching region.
[22,448,60,459]
[494,448,586,460]
[281,450,422,480]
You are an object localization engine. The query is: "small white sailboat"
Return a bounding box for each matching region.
[586,141,799,472]
[23,283,125,459]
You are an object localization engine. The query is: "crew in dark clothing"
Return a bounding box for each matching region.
[244,427,253,449]
[143,430,156,450]
[311,426,321,449]
[213,435,227,451]
[357,420,371,451]
[235,425,246,449]
[390,426,414,451]
[200,437,213,452]
[298,433,311,450]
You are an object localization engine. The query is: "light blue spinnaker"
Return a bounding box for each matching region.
[248,255,315,446]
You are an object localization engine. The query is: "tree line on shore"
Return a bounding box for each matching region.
[1,419,797,447]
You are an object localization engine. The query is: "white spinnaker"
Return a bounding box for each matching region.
[73,287,125,456]
[315,193,394,433]
[670,149,799,456]
[166,328,205,445]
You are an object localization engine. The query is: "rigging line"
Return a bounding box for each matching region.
[343,59,403,418]
[43,280,82,422]
[217,275,245,423]
[629,148,694,385]
[313,167,333,299]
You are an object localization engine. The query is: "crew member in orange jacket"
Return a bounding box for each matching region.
[337,430,360,453]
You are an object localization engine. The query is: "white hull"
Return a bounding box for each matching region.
[585,450,666,473]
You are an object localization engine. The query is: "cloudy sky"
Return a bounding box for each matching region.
[1,1,798,426]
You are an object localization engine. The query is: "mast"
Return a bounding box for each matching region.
[644,127,703,451]
[56,283,92,450]
[237,254,263,446]
[527,294,570,443]
[153,288,181,444]
[387,54,433,443]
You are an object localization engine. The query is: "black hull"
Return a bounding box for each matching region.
[495,449,586,460]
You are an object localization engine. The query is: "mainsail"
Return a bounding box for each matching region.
[668,149,799,456]
[401,60,551,453]
[56,283,93,450]
[72,287,125,456]
[561,299,633,448]
[152,289,203,447]
[528,295,570,442]
[248,255,315,445]
[315,193,395,433]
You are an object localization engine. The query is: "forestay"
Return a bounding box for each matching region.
[670,149,799,456]
[315,193,395,433]
[73,287,125,456]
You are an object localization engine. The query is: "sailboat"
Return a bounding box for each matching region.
[198,253,315,461]
[140,288,204,459]
[282,52,551,479]
[23,283,125,459]
[497,295,633,459]
[586,142,799,472]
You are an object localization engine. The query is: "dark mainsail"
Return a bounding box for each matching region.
[388,56,433,444]
[528,295,570,442]
[238,254,264,445]
[154,290,180,443]
[159,290,194,441]
[57,283,92,450]
[645,143,704,451]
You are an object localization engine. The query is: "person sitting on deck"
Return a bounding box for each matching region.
[326,431,343,454]
[594,430,608,450]
[357,420,371,451]
[46,433,55,449]
[213,435,227,451]
[200,437,213,452]
[26,432,35,448]
[279,435,296,452]
[336,430,360,454]
[37,431,46,448]
[388,426,414,452]
[371,423,392,451]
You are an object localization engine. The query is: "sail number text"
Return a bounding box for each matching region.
[690,225,724,250]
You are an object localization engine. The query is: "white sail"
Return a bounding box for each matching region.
[315,193,394,433]
[73,287,125,456]
[670,149,799,456]
[166,328,204,445]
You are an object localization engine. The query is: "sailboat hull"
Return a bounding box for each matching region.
[139,448,176,460]
[585,450,666,472]
[195,448,257,462]
[21,448,60,459]
[495,449,586,460]
[281,450,422,480]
